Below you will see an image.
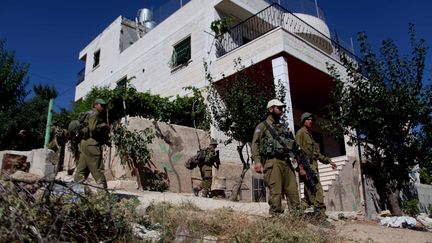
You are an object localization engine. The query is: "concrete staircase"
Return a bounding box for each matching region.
[300,155,349,198]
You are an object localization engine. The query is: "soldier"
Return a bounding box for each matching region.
[48,121,69,171]
[193,138,219,197]
[252,99,300,215]
[295,112,337,219]
[74,98,110,189]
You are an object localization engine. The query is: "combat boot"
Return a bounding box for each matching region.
[192,187,200,196]
[200,189,209,197]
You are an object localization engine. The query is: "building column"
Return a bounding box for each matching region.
[271,56,295,132]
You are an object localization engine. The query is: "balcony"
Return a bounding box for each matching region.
[216,3,359,65]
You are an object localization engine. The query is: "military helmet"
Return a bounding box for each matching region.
[301,112,314,124]
[266,99,286,109]
[95,98,107,105]
[210,138,218,145]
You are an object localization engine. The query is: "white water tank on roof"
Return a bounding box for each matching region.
[138,8,153,23]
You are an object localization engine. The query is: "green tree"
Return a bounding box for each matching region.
[53,107,74,130]
[12,84,59,149]
[33,83,58,100]
[325,24,432,215]
[0,39,30,149]
[205,58,284,201]
[0,39,29,111]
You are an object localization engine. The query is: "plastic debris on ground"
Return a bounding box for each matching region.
[379,216,417,228]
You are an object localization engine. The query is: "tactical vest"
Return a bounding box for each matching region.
[259,122,295,160]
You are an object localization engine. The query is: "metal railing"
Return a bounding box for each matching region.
[265,0,326,21]
[216,3,360,66]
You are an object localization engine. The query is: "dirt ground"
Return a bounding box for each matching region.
[334,220,432,243]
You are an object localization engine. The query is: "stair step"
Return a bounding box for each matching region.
[299,156,350,198]
[319,170,340,177]
[318,165,344,174]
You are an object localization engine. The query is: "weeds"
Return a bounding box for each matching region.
[144,201,339,242]
[0,179,138,242]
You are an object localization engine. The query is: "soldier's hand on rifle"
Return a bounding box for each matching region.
[298,164,307,177]
[254,162,263,173]
[330,161,337,170]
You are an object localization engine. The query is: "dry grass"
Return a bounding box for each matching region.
[143,201,343,242]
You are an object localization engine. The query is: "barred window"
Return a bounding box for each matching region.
[93,49,101,68]
[171,36,191,68]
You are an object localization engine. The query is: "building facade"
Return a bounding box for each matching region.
[75,0,364,212]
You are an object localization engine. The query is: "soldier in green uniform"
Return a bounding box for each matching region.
[193,138,219,197]
[48,121,68,171]
[252,99,300,215]
[295,112,337,218]
[74,98,110,189]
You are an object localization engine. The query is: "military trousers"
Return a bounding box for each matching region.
[199,164,212,191]
[263,159,299,214]
[303,171,326,214]
[74,139,107,188]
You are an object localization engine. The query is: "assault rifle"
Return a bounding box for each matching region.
[263,121,318,188]
[214,150,220,170]
[290,138,318,188]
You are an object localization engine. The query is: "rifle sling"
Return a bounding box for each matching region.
[263,121,291,159]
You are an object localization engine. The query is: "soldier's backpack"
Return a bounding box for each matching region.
[184,149,207,170]
[68,111,93,140]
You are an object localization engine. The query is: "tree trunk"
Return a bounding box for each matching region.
[387,189,403,216]
[230,143,250,201]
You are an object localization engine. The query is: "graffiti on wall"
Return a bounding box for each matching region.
[153,122,185,192]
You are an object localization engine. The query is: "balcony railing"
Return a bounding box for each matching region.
[265,0,326,21]
[216,3,360,66]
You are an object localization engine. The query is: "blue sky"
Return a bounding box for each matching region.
[1,0,431,111]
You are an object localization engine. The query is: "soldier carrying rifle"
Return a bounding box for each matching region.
[295,112,337,219]
[252,99,316,215]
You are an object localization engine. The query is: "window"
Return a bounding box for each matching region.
[252,176,266,202]
[93,49,101,68]
[170,36,191,68]
[116,76,127,89]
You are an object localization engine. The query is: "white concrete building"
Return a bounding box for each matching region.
[76,0,364,211]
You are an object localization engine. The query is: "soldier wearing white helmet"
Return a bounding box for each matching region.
[251,99,300,215]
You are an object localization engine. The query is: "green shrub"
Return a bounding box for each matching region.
[401,199,420,216]
[420,167,432,184]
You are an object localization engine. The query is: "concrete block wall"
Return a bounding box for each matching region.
[0,149,56,179]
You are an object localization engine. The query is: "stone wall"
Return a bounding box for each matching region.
[324,156,363,212]
[63,117,249,196]
[417,184,432,214]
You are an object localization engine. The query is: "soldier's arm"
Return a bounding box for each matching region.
[252,123,265,172]
[309,137,335,168]
[295,129,308,152]
[251,124,262,163]
[87,113,98,133]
